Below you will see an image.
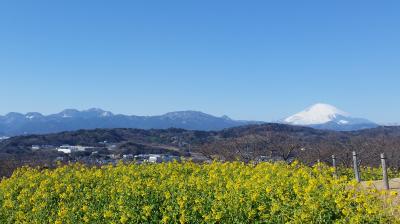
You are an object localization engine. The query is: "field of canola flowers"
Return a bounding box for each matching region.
[0,161,399,224]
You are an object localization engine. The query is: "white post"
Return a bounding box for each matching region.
[352,151,361,183]
[332,155,337,178]
[381,153,390,190]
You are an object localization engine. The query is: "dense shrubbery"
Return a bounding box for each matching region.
[0,162,399,223]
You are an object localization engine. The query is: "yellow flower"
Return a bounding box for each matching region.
[82,205,88,212]
[161,215,170,223]
[120,215,128,223]
[104,210,113,218]
[142,205,152,218]
[83,216,90,223]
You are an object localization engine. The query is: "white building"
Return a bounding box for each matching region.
[0,136,9,141]
[148,155,163,163]
[133,154,180,163]
[57,145,90,154]
[57,148,72,154]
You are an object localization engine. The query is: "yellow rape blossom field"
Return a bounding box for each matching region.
[0,161,399,223]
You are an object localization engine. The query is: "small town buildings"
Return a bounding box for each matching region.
[31,145,55,151]
[122,154,134,159]
[57,145,91,154]
[108,154,121,159]
[0,136,9,141]
[134,154,180,163]
[148,155,163,163]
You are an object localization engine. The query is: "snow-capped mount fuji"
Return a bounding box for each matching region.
[283,103,378,131]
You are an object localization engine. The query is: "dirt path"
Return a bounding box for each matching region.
[361,178,400,193]
[361,178,400,221]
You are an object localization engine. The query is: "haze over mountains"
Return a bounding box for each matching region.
[0,104,385,136]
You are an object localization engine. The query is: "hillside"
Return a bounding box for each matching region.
[1,124,400,169]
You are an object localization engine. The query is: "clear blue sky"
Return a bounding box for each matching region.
[0,1,399,123]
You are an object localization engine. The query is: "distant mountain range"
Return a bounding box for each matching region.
[0,104,387,136]
[0,109,260,136]
[282,103,379,131]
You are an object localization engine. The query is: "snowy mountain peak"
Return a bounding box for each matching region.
[25,112,43,120]
[162,111,214,120]
[284,103,348,125]
[283,103,378,131]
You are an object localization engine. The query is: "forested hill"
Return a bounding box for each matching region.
[1,124,400,167]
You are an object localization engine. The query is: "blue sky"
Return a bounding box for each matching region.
[0,1,399,123]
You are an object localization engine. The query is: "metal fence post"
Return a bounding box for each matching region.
[332,155,337,178]
[352,151,361,182]
[381,153,390,190]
